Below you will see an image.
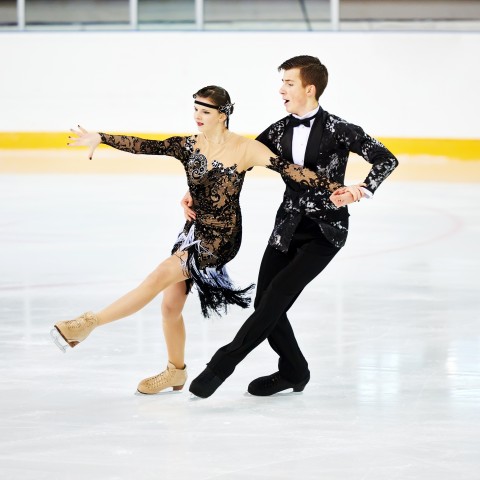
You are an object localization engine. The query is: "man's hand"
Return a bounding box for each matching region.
[181,191,196,221]
[329,183,366,208]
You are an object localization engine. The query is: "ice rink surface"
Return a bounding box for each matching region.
[0,171,479,479]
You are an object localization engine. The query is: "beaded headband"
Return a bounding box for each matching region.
[193,98,234,117]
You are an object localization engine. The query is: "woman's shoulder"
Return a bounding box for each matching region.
[228,131,252,144]
[229,132,266,151]
[229,133,274,169]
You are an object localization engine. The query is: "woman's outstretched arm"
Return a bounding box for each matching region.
[68,125,186,160]
[244,139,365,207]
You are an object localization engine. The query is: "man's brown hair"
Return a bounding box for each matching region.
[278,55,328,100]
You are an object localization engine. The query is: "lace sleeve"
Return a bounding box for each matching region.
[99,134,187,160]
[267,156,343,193]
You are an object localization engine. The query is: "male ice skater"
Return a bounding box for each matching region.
[187,55,399,398]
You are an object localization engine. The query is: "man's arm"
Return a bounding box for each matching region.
[255,126,278,153]
[344,123,399,195]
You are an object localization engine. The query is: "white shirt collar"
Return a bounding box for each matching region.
[292,105,320,120]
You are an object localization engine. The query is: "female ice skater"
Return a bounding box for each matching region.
[50,85,363,395]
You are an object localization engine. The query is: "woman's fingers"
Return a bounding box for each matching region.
[88,145,96,160]
[67,131,82,146]
[70,126,88,138]
[67,127,99,158]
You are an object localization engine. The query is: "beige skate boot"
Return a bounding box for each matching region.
[50,311,99,353]
[137,362,188,394]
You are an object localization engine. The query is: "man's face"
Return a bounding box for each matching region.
[279,68,311,116]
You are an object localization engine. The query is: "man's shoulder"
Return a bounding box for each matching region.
[325,110,347,125]
[264,111,351,129]
[324,111,363,131]
[265,115,290,130]
[255,117,289,143]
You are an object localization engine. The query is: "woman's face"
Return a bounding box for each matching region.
[193,97,223,131]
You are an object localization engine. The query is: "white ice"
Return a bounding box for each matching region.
[0,173,479,479]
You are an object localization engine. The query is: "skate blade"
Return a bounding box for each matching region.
[50,328,69,353]
[134,388,184,396]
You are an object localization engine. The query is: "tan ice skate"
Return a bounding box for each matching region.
[50,311,99,353]
[137,362,188,394]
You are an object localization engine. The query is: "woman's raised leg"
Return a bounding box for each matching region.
[97,254,188,325]
[51,254,188,352]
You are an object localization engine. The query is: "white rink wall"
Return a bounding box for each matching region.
[1,31,479,139]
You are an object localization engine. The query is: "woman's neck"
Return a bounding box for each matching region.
[202,128,231,145]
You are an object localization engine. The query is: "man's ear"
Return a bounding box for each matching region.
[306,85,316,98]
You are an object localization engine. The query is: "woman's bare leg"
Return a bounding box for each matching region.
[161,281,189,369]
[96,255,187,326]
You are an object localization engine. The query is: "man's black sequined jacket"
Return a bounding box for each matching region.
[256,108,399,250]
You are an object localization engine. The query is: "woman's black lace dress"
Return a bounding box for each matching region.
[99,132,340,317]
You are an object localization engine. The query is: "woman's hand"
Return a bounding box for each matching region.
[68,125,101,160]
[329,183,366,207]
[181,191,196,221]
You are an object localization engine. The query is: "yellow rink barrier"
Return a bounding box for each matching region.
[1,132,480,181]
[1,132,480,160]
[0,132,175,150]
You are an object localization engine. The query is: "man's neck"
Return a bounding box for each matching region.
[293,104,320,119]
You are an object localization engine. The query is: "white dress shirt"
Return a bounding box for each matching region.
[291,106,319,167]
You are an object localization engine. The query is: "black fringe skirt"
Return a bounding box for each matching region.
[171,224,254,318]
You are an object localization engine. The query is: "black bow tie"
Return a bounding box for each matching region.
[288,115,314,128]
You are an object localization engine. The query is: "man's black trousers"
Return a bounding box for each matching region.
[208,228,341,382]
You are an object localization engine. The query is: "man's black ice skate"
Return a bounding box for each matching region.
[247,371,310,396]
